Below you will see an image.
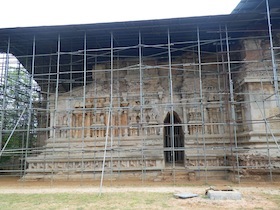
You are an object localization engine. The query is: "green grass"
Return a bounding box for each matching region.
[0,192,173,210]
[1,190,280,210]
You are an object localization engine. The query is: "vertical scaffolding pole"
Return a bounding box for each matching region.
[51,34,61,182]
[23,36,36,176]
[192,47,201,177]
[167,29,176,184]
[44,56,52,178]
[197,27,208,183]
[219,25,229,171]
[81,32,87,182]
[266,0,279,107]
[260,79,273,181]
[225,26,240,183]
[17,59,24,175]
[0,38,10,151]
[110,32,114,184]
[0,54,4,85]
[139,31,145,182]
[93,57,97,179]
[70,48,73,97]
[139,32,143,133]
[68,50,73,180]
[99,32,114,195]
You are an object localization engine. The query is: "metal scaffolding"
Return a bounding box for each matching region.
[0,0,280,186]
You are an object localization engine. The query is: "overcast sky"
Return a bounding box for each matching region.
[1,0,240,28]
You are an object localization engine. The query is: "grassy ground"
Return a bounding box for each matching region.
[0,191,280,210]
[0,192,173,210]
[0,177,280,209]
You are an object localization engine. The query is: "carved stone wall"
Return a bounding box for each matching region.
[24,36,280,181]
[236,37,280,139]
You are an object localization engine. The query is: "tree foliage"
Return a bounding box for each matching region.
[0,56,40,169]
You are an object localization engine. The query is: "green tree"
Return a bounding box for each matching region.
[0,56,40,172]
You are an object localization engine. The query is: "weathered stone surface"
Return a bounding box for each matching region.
[207,190,242,200]
[24,36,280,181]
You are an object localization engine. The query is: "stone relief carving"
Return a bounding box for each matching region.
[28,160,160,172]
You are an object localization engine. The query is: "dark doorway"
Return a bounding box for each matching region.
[164,111,184,166]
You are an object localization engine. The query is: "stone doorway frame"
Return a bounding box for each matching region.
[163,111,185,166]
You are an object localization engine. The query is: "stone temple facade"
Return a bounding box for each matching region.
[23,35,280,182]
[1,0,279,182]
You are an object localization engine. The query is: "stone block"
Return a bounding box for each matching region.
[207,190,242,200]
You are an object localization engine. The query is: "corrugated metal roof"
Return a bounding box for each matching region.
[0,0,279,92]
[232,0,280,14]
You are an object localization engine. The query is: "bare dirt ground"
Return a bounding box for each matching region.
[0,177,280,209]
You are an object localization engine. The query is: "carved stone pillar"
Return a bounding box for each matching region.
[159,127,163,136]
[204,107,209,134]
[208,109,213,134]
[67,111,71,138]
[91,112,96,137]
[102,97,109,138]
[96,110,101,137]
[85,98,93,138]
[112,114,116,137]
[85,113,91,138]
[77,112,82,138]
[74,113,78,138]
[61,113,67,138]
[118,109,122,137]
[71,113,75,138]
[101,113,106,137]
[129,112,137,136]
[120,94,129,137]
[122,110,128,137]
[50,111,54,138]
[183,106,189,135]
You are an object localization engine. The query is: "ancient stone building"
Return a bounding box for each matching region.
[1,0,280,182]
